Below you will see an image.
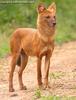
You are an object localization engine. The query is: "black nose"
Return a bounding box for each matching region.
[53,22,56,26]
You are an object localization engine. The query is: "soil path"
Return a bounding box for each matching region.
[0,41,76,100]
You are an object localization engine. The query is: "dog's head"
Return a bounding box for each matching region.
[37,2,56,31]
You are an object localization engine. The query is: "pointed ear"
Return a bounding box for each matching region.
[47,2,56,14]
[37,4,46,13]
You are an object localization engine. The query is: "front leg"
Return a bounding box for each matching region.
[44,55,50,89]
[37,57,43,87]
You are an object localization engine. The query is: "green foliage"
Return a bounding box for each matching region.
[0,34,9,57]
[56,0,76,43]
[0,0,76,57]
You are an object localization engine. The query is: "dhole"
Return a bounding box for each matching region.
[9,2,56,92]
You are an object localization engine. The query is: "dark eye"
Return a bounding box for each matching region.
[46,16,50,19]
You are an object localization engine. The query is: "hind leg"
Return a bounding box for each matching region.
[18,53,28,90]
[9,54,18,92]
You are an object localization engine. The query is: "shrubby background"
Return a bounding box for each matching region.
[0,0,76,57]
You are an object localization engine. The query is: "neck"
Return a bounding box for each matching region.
[37,25,55,43]
[37,29,55,43]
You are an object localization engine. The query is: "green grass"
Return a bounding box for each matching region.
[33,90,76,100]
[41,96,60,100]
[0,0,76,57]
[35,89,41,98]
[32,87,76,100]
[41,96,76,100]
[49,72,65,79]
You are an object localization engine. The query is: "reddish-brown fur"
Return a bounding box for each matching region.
[9,3,56,92]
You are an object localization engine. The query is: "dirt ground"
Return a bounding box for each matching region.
[0,41,76,100]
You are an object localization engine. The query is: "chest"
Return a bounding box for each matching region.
[34,42,54,57]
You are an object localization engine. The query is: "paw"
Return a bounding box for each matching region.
[9,88,15,92]
[38,84,43,88]
[38,83,44,89]
[20,85,27,90]
[43,84,51,90]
